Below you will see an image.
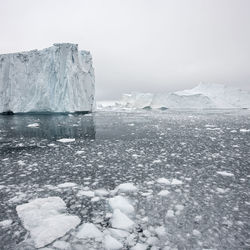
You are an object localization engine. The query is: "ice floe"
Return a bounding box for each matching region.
[111,209,135,230]
[109,196,134,214]
[76,223,103,240]
[103,234,123,249]
[16,197,80,248]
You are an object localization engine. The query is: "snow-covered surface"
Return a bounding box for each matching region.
[16,197,80,248]
[0,43,95,113]
[118,83,250,109]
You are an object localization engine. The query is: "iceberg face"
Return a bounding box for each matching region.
[120,83,250,109]
[0,43,95,113]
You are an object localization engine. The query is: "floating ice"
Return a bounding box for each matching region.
[57,182,77,188]
[53,240,71,249]
[217,171,234,177]
[16,197,80,248]
[27,123,39,128]
[57,138,75,143]
[0,219,12,227]
[109,196,134,214]
[131,243,148,250]
[0,43,95,113]
[76,223,103,239]
[108,228,130,238]
[111,209,134,230]
[103,234,123,249]
[158,190,170,196]
[77,190,95,197]
[115,183,137,193]
[95,189,109,197]
[171,179,183,185]
[239,129,250,133]
[157,178,171,185]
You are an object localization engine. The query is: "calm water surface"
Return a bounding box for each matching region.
[0,110,249,249]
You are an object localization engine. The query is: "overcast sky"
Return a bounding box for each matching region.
[0,0,250,100]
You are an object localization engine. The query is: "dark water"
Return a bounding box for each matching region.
[0,110,249,249]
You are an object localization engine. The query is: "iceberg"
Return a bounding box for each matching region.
[0,43,95,113]
[120,83,250,109]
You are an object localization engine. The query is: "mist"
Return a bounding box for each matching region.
[0,0,249,100]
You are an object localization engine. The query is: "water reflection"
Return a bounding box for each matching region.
[0,114,96,140]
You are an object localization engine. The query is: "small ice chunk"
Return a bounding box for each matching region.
[77,190,95,197]
[57,182,77,188]
[158,190,170,196]
[27,123,39,128]
[155,226,166,236]
[108,228,129,238]
[216,188,227,194]
[193,229,201,237]
[115,183,137,193]
[217,171,234,177]
[175,204,184,211]
[111,209,134,230]
[0,219,12,227]
[95,189,109,197]
[57,138,75,143]
[75,150,84,155]
[152,159,162,164]
[166,210,175,218]
[103,234,123,249]
[53,240,70,249]
[109,196,134,214]
[171,179,183,185]
[131,243,148,250]
[157,178,171,185]
[16,197,80,248]
[240,129,250,133]
[91,197,100,202]
[76,223,103,239]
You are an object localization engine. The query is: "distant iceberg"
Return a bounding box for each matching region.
[120,83,250,109]
[0,43,95,113]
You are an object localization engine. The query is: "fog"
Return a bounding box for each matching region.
[0,0,249,100]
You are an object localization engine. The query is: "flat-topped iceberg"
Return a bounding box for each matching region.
[0,43,95,113]
[120,83,250,109]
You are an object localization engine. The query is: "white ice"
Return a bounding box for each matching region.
[115,183,138,193]
[119,83,250,109]
[217,171,234,177]
[57,182,77,188]
[57,138,75,143]
[76,223,103,240]
[109,196,134,214]
[0,43,95,113]
[111,209,134,230]
[27,123,39,128]
[16,197,80,248]
[103,234,123,249]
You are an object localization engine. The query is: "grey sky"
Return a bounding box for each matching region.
[0,0,250,100]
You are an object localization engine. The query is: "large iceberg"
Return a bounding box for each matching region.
[120,83,250,109]
[0,43,95,113]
